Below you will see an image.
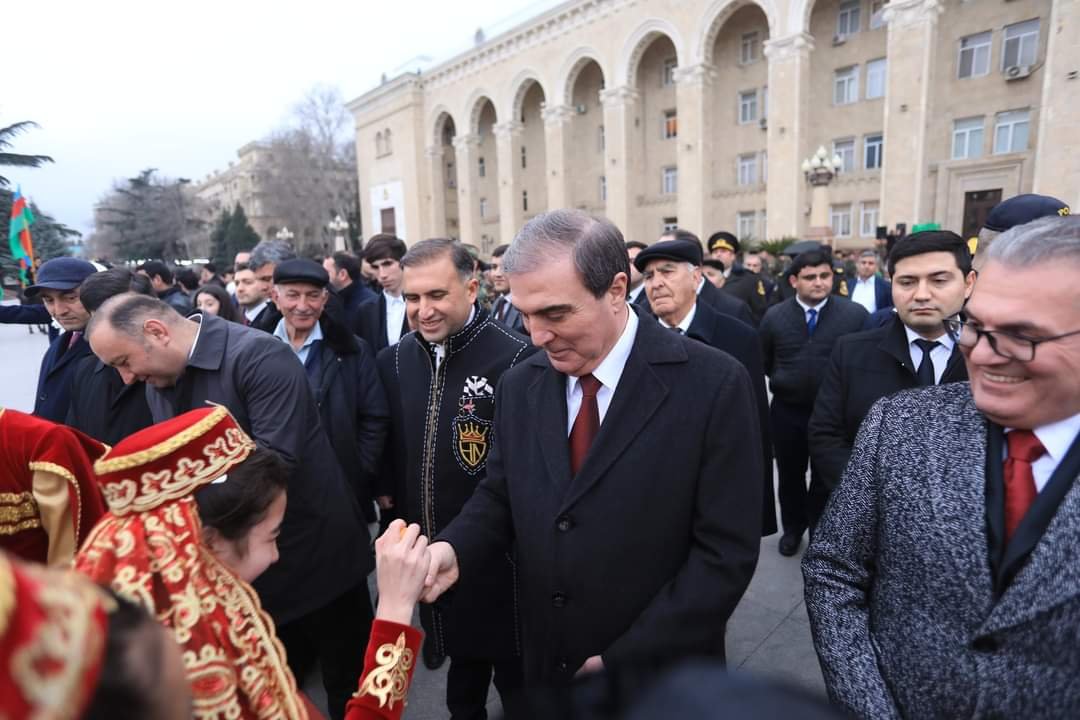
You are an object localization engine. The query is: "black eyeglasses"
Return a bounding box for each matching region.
[944,314,1080,362]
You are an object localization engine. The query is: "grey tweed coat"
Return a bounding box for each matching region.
[803,382,1080,719]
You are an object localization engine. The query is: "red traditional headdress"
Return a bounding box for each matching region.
[0,550,111,720]
[0,408,108,565]
[74,405,307,719]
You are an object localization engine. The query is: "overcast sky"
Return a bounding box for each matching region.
[5,0,559,236]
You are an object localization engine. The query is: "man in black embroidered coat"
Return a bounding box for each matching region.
[377,239,535,719]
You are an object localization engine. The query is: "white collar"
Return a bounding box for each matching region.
[243,299,268,321]
[272,316,323,350]
[658,302,697,333]
[796,296,829,313]
[903,323,955,352]
[188,314,204,360]
[1008,413,1080,466]
[857,275,876,285]
[384,289,404,305]
[567,306,638,395]
[695,277,706,294]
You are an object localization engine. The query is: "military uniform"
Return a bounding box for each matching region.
[377,306,536,716]
[706,233,769,325]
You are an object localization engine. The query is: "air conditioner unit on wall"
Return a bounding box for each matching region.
[832,34,846,46]
[1005,65,1032,80]
[759,117,768,130]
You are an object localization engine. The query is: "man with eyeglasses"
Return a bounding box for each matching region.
[804,215,1080,718]
[809,231,974,507]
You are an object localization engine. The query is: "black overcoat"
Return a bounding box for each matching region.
[440,310,762,683]
[34,330,92,423]
[65,357,154,445]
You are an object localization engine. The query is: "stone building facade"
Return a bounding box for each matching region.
[347,0,1078,252]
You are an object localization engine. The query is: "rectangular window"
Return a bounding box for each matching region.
[761,150,768,183]
[479,198,488,218]
[663,109,678,139]
[1003,19,1039,69]
[599,175,607,203]
[521,146,527,169]
[830,204,853,237]
[662,217,679,232]
[740,31,759,64]
[837,0,861,37]
[958,31,992,79]
[866,58,887,99]
[598,125,605,152]
[994,109,1030,154]
[662,166,678,195]
[737,211,757,242]
[870,0,886,30]
[864,134,883,170]
[761,86,768,119]
[834,66,859,105]
[478,157,486,178]
[662,57,677,86]
[833,138,856,173]
[739,90,758,124]
[860,202,880,237]
[952,116,985,159]
[737,154,759,186]
[522,191,528,212]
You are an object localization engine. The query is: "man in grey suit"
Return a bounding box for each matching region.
[803,215,1080,718]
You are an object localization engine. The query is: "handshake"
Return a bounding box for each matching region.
[373,519,462,624]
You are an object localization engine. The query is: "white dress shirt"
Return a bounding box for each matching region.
[273,317,324,366]
[795,296,829,321]
[243,299,268,324]
[657,302,697,334]
[904,326,955,384]
[384,291,406,346]
[565,307,639,436]
[1006,413,1080,493]
[851,276,878,314]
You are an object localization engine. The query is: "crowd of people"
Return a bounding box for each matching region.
[0,190,1077,719]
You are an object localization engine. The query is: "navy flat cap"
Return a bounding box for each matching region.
[272,258,329,287]
[24,257,98,297]
[983,193,1070,232]
[633,239,704,272]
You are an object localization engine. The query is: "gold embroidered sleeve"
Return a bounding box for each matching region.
[31,469,76,567]
[354,633,415,710]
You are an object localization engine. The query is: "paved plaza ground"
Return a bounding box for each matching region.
[0,307,824,718]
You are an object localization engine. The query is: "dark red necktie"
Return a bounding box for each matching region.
[569,374,602,477]
[1003,429,1046,542]
[68,330,82,350]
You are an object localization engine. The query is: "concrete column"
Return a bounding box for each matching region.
[880,0,944,228]
[542,104,575,210]
[674,63,717,239]
[763,32,814,240]
[425,145,446,238]
[494,121,524,245]
[599,86,640,236]
[452,134,482,245]
[1032,0,1080,209]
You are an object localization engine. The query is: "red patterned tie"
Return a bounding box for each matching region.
[1004,429,1046,542]
[68,330,82,350]
[568,374,602,477]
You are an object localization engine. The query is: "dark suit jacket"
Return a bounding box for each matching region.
[759,297,869,407]
[440,310,762,683]
[491,294,527,335]
[844,275,893,313]
[65,357,154,445]
[34,330,93,423]
[684,301,777,536]
[809,315,968,490]
[804,384,1080,718]
[354,293,410,353]
[721,267,769,325]
[143,313,370,624]
[336,280,377,331]
[638,281,754,326]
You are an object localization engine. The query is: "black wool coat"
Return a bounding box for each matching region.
[34,330,92,423]
[65,357,154,445]
[808,314,968,490]
[440,310,762,684]
[378,307,535,659]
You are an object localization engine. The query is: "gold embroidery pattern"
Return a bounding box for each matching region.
[0,554,14,638]
[29,461,84,541]
[355,633,415,709]
[0,492,40,535]
[94,404,232,474]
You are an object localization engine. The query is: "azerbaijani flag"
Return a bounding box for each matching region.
[8,186,35,286]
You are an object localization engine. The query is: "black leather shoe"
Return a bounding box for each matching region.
[778,531,803,557]
[421,636,446,670]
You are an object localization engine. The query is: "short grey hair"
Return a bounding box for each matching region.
[858,249,879,261]
[983,215,1080,268]
[401,238,474,282]
[249,239,296,272]
[503,209,629,298]
[87,292,181,339]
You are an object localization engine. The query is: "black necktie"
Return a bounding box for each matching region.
[914,339,940,386]
[669,326,683,335]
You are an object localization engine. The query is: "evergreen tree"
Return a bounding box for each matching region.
[209,208,232,268]
[224,204,260,262]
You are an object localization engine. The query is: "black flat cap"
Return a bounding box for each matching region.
[707,231,740,255]
[983,193,1070,232]
[702,258,726,273]
[633,239,703,272]
[24,257,98,297]
[272,258,329,287]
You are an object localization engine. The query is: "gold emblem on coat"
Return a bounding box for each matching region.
[454,417,492,473]
[756,280,765,296]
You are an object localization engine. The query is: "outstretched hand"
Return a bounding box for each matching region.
[374,520,431,625]
[421,541,460,603]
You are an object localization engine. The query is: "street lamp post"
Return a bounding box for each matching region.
[801,146,844,243]
[327,215,349,253]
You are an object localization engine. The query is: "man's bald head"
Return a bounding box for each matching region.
[88,293,198,388]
